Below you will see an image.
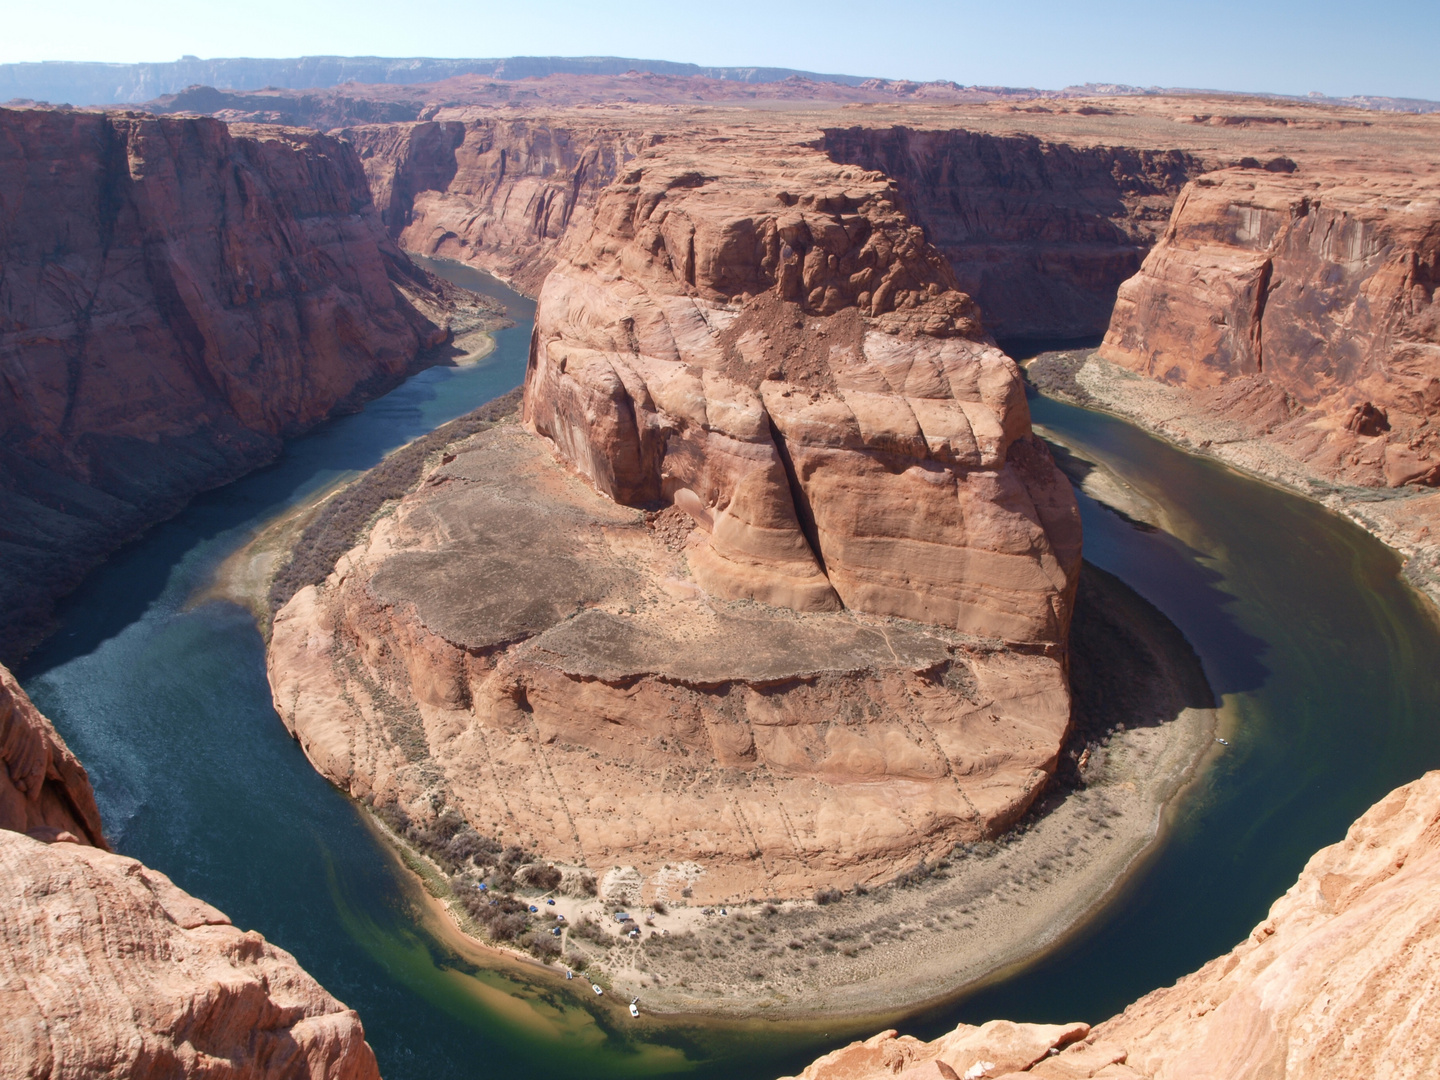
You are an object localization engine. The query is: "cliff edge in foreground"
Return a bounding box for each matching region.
[782,769,1440,1080]
[1,664,380,1079]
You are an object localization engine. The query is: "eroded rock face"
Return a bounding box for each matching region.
[0,663,380,1079]
[525,134,1082,643]
[343,117,649,294]
[820,126,1209,339]
[1100,167,1440,489]
[269,425,1072,902]
[780,769,1440,1080]
[1,833,381,1080]
[267,130,1079,903]
[0,106,461,663]
[1,664,105,846]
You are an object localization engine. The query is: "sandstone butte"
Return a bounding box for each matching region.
[779,768,1440,1080]
[267,125,1084,904]
[0,662,381,1079]
[0,105,496,665]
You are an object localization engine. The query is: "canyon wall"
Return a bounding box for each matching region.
[341,117,649,293]
[819,126,1211,339]
[1099,166,1440,488]
[0,106,468,663]
[782,769,1440,1080]
[0,663,381,1079]
[1,664,105,847]
[337,112,1210,342]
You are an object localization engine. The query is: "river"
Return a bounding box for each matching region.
[19,264,1440,1078]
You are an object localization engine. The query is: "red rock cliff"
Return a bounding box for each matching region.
[1,664,105,847]
[1100,166,1440,488]
[525,132,1082,642]
[0,662,381,1079]
[819,126,1210,340]
[342,117,650,293]
[0,106,457,662]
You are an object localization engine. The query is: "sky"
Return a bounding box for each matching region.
[4,0,1438,101]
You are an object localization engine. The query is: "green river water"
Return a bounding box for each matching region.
[19,265,1440,1078]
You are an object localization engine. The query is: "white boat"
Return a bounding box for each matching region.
[629,1002,640,1018]
[592,983,604,995]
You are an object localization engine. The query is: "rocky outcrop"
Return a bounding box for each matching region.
[0,662,381,1078]
[1,665,105,847]
[269,423,1072,903]
[1100,166,1440,489]
[342,114,1210,341]
[267,131,1079,906]
[341,117,648,293]
[779,769,1440,1080]
[0,106,477,663]
[819,127,1210,339]
[526,132,1081,641]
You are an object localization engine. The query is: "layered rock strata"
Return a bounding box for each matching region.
[0,663,380,1079]
[1100,166,1440,490]
[335,109,1214,342]
[269,423,1072,902]
[818,127,1209,338]
[525,134,1082,641]
[341,117,648,293]
[783,769,1440,1080]
[0,106,482,663]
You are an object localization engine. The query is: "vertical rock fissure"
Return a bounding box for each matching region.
[765,415,831,581]
[1251,257,1273,374]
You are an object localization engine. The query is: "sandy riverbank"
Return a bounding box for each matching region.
[533,561,1217,1018]
[1028,350,1440,614]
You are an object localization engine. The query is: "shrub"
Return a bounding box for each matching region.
[520,863,563,891]
[814,887,843,905]
[525,932,561,959]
